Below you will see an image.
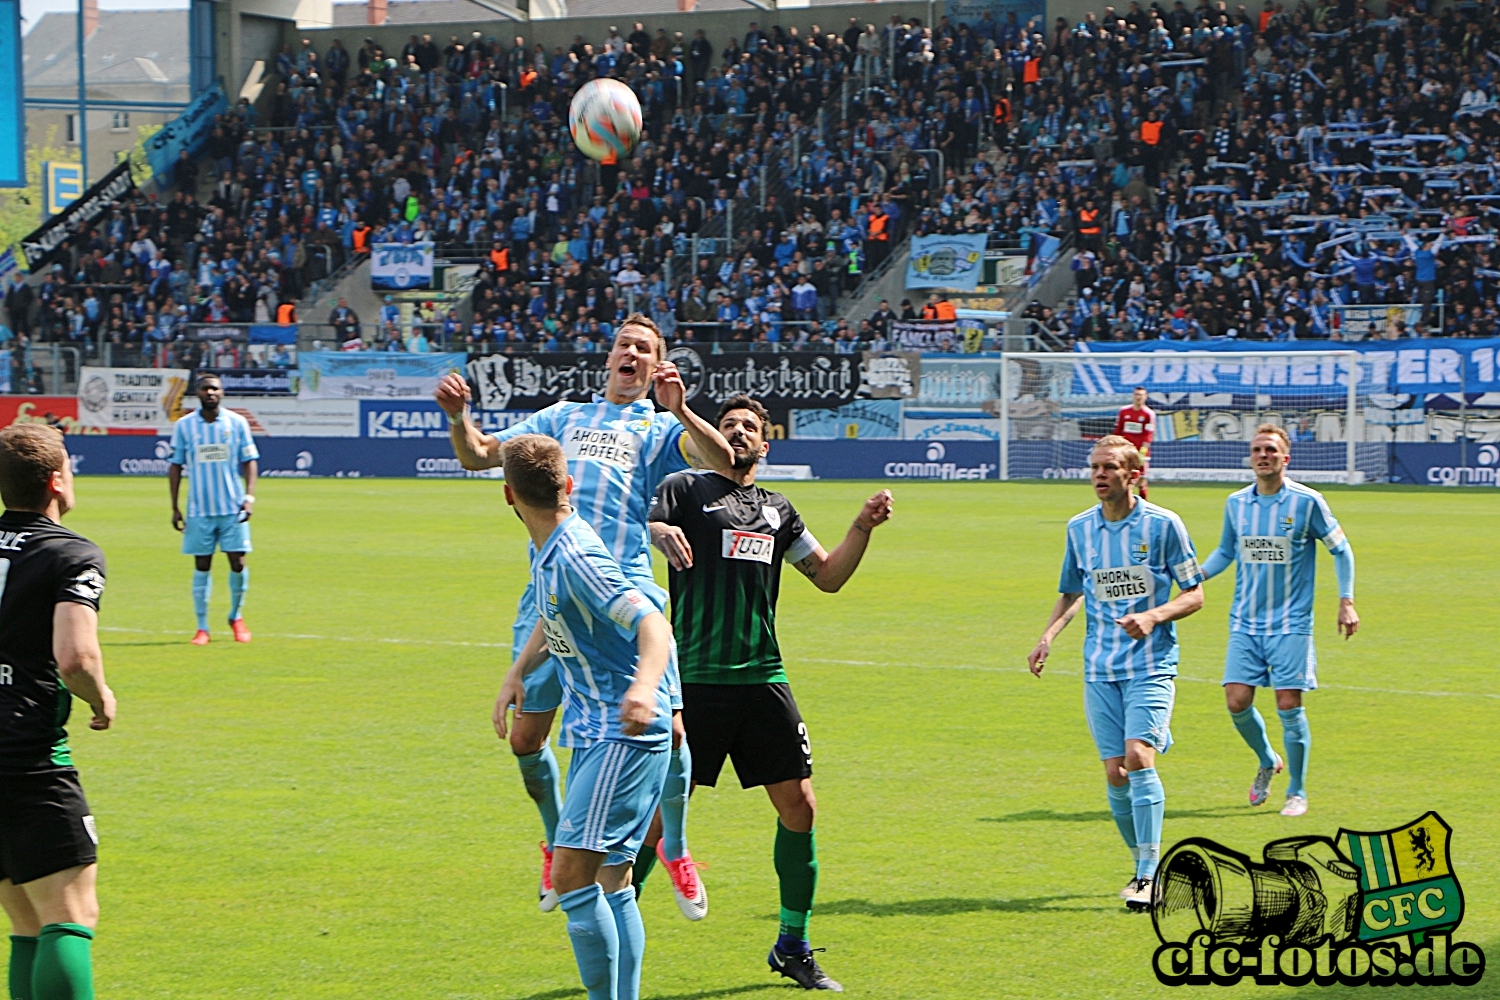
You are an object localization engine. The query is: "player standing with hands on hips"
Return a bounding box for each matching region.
[1113,387,1155,499]
[0,425,116,1000]
[1200,424,1357,817]
[1028,435,1204,912]
[168,374,258,645]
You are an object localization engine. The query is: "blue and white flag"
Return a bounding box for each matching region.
[371,243,436,290]
[297,351,464,400]
[906,234,988,291]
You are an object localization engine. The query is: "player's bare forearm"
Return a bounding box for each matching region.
[796,491,892,592]
[449,410,502,470]
[1029,593,1082,676]
[677,406,734,471]
[620,612,670,735]
[1145,585,1204,627]
[512,621,549,678]
[168,464,182,509]
[1043,592,1084,643]
[53,603,114,729]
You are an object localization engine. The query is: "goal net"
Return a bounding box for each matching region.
[998,351,1387,484]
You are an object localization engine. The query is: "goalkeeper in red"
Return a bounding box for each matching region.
[1113,387,1156,499]
[648,395,893,992]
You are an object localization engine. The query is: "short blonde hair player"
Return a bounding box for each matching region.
[1027,435,1205,911]
[1198,423,1358,818]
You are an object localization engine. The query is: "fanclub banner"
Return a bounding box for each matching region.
[906,234,988,291]
[467,348,863,414]
[145,80,228,185]
[1074,338,1500,397]
[19,161,136,271]
[370,243,435,290]
[858,352,922,399]
[893,321,961,352]
[297,352,465,400]
[199,368,295,395]
[76,367,190,432]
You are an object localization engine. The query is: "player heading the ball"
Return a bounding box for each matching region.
[1028,435,1204,912]
[494,434,675,1000]
[1200,423,1358,818]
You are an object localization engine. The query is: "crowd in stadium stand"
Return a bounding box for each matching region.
[6,0,1500,367]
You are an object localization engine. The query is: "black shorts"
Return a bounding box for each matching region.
[0,768,98,885]
[681,682,812,789]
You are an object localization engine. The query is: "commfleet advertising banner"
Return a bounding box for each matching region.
[1075,338,1500,396]
[370,243,435,290]
[906,234,988,292]
[298,352,465,400]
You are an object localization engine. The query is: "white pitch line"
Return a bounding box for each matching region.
[99,628,1499,701]
[800,657,1500,701]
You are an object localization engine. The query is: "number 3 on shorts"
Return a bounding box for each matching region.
[798,721,812,766]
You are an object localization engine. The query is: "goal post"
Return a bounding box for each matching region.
[997,350,1385,484]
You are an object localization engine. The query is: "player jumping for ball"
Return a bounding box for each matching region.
[1200,424,1357,818]
[648,395,893,991]
[0,425,117,1000]
[168,374,258,645]
[1028,435,1203,911]
[437,315,732,917]
[494,436,675,1000]
[1113,387,1156,499]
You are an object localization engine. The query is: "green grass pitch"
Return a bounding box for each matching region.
[21,477,1500,999]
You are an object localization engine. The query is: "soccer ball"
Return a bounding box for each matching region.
[569,79,642,163]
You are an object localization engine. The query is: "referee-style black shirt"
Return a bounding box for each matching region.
[0,511,106,773]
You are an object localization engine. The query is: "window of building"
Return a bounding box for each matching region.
[66,114,79,143]
[111,112,130,132]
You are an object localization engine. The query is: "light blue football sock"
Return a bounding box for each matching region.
[1278,707,1311,800]
[1231,706,1278,769]
[1106,782,1138,863]
[192,570,212,631]
[560,884,618,1000]
[227,567,249,622]
[516,743,563,848]
[605,886,646,1000]
[1128,768,1165,880]
[659,740,690,861]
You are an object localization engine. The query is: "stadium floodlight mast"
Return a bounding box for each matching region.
[996,350,1364,485]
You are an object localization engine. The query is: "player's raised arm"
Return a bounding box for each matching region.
[652,362,734,471]
[55,603,114,731]
[435,372,502,470]
[791,490,893,593]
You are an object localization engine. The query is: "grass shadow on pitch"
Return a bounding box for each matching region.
[813,894,1113,918]
[513,984,785,1000]
[980,806,1277,824]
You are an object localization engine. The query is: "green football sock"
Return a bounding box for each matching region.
[632,848,658,892]
[33,924,92,1000]
[9,935,37,1000]
[774,821,817,943]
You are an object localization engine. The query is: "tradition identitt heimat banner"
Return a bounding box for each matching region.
[297,352,465,400]
[370,243,436,290]
[1074,338,1500,396]
[906,234,988,292]
[76,367,191,432]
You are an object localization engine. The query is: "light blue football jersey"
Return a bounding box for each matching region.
[169,409,259,517]
[1209,481,1347,635]
[1059,499,1206,682]
[532,513,672,750]
[497,397,690,580]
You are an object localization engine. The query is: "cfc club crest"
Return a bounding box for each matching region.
[1149,813,1483,987]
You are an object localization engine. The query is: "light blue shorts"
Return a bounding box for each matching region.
[511,574,681,716]
[556,740,670,865]
[1084,674,1176,760]
[1223,632,1318,691]
[182,514,252,556]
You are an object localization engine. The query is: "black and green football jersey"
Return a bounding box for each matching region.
[650,471,819,685]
